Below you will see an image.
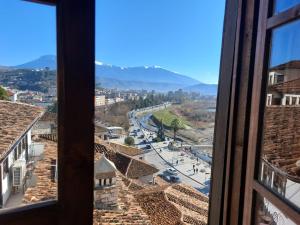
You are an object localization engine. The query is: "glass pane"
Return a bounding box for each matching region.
[0,1,57,209]
[254,193,297,225]
[94,0,225,224]
[259,19,300,209]
[274,0,300,15]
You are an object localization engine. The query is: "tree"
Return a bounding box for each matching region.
[171,118,180,140]
[124,136,135,146]
[0,86,9,100]
[157,119,165,141]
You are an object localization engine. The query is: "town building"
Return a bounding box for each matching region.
[6,90,18,102]
[0,100,43,207]
[95,95,105,107]
[105,98,115,105]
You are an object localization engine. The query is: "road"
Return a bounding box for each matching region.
[127,105,211,194]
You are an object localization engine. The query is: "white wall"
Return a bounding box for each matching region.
[1,130,30,206]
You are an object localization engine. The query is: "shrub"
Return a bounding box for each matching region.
[124,136,135,146]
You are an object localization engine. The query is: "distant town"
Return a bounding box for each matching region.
[0,62,217,224]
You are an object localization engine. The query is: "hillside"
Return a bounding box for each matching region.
[1,55,218,94]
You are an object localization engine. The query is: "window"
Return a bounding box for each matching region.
[17,143,21,158]
[0,0,58,211]
[244,1,300,224]
[2,0,290,225]
[94,1,227,224]
[14,148,17,161]
[3,158,9,178]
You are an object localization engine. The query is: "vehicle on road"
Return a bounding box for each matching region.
[158,173,181,183]
[146,144,151,149]
[164,168,178,175]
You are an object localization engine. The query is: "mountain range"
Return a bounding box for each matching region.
[4,55,217,94]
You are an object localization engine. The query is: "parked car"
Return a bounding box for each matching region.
[158,173,181,183]
[164,168,178,175]
[146,144,151,149]
[169,175,181,183]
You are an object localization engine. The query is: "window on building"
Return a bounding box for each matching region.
[17,143,21,158]
[93,0,226,223]
[3,158,9,178]
[14,148,17,161]
[0,0,57,211]
[244,1,300,224]
[5,0,300,225]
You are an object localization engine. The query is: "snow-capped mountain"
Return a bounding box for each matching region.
[9,55,217,94]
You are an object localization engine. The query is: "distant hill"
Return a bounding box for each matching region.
[0,65,11,72]
[15,55,57,70]
[4,55,217,94]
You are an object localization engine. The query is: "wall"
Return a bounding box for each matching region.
[1,130,30,206]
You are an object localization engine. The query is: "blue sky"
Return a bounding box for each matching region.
[0,0,226,84]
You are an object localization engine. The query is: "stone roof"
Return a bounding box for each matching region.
[0,100,43,160]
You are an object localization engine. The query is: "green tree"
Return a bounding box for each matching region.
[124,136,135,146]
[157,119,165,141]
[0,86,9,100]
[171,118,180,140]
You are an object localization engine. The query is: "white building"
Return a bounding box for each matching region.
[105,98,115,105]
[0,101,43,207]
[95,95,106,107]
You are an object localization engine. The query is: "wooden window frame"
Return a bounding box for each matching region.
[243,1,300,225]
[0,0,273,225]
[0,0,95,225]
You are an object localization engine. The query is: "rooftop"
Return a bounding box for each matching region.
[0,100,43,159]
[23,136,209,224]
[269,78,300,94]
[263,105,300,182]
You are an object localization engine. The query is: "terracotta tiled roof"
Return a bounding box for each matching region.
[270,60,300,71]
[23,140,57,203]
[95,141,159,179]
[126,158,159,179]
[24,137,210,224]
[23,139,152,225]
[0,100,43,159]
[134,183,209,225]
[269,78,300,94]
[263,106,300,182]
[38,112,57,123]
